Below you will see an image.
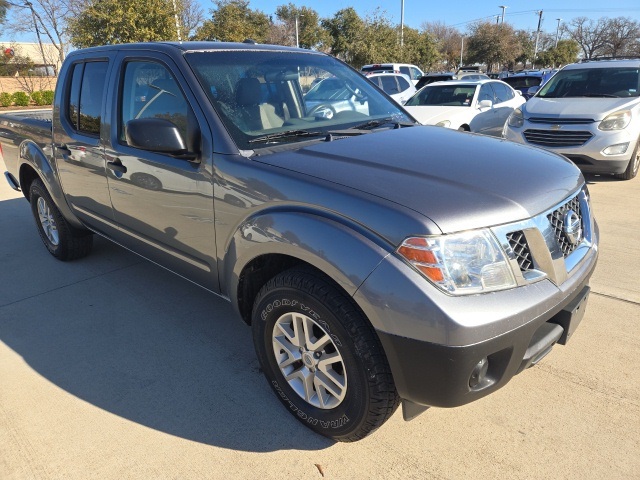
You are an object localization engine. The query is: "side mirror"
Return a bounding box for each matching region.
[126,118,198,160]
[478,99,493,109]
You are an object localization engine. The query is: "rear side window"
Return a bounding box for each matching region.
[399,66,410,77]
[67,61,108,136]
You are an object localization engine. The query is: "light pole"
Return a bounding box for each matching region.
[295,14,303,48]
[400,0,405,47]
[460,36,464,69]
[555,18,562,47]
[499,5,508,24]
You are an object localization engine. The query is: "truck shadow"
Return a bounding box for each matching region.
[0,197,332,452]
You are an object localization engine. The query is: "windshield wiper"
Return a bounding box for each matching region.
[349,117,416,130]
[581,93,619,98]
[248,129,326,144]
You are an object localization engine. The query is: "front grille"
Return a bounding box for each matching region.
[547,195,584,257]
[528,117,595,125]
[523,129,593,147]
[507,231,534,271]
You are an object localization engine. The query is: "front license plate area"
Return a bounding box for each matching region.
[553,286,590,345]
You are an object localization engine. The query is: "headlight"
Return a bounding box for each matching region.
[435,120,451,128]
[599,110,631,131]
[507,108,524,128]
[397,230,517,295]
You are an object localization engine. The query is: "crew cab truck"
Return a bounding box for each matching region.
[1,42,598,442]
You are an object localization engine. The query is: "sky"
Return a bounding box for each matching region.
[4,0,640,44]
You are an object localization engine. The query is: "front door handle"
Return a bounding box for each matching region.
[107,159,127,174]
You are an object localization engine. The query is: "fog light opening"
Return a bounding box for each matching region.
[469,357,489,389]
[602,143,629,156]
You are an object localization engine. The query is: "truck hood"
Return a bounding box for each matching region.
[254,126,584,234]
[404,105,472,126]
[524,96,640,121]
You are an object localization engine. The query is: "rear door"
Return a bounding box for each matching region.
[53,55,116,234]
[102,51,218,291]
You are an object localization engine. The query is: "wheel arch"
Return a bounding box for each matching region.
[225,211,392,326]
[18,141,85,230]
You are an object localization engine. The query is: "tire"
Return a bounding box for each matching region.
[252,268,399,442]
[29,179,93,260]
[615,138,639,180]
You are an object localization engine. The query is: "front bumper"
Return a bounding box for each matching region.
[354,188,599,410]
[504,122,639,175]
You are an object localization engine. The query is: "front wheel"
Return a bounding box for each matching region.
[29,179,93,260]
[252,268,399,442]
[615,138,639,180]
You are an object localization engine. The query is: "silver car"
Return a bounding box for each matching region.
[503,58,640,180]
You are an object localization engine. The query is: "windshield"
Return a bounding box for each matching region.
[185,50,411,150]
[405,84,476,107]
[537,67,640,98]
[502,76,542,90]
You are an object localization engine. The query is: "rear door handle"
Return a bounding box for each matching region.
[107,159,127,174]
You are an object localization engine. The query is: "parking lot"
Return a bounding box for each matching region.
[1,154,638,479]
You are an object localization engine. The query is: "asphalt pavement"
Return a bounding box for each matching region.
[1,156,638,479]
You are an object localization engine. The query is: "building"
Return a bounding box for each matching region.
[0,41,61,76]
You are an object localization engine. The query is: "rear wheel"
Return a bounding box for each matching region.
[252,268,399,441]
[29,179,93,260]
[615,138,639,180]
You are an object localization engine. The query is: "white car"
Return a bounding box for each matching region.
[366,72,417,105]
[361,63,424,85]
[404,79,525,137]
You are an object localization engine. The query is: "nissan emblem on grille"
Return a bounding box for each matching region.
[563,210,583,245]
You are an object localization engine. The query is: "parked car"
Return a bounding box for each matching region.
[415,73,456,89]
[404,79,525,136]
[502,72,545,99]
[503,58,640,180]
[303,77,368,119]
[1,42,598,442]
[365,72,417,104]
[361,63,424,85]
[457,72,490,81]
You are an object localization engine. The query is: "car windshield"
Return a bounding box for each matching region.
[405,84,476,107]
[186,50,411,150]
[536,67,640,98]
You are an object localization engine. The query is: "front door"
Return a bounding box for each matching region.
[104,56,218,291]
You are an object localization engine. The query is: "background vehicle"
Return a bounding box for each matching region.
[415,73,456,89]
[502,71,545,99]
[1,42,598,442]
[404,79,525,136]
[365,72,417,104]
[504,58,640,180]
[303,77,368,119]
[361,63,424,85]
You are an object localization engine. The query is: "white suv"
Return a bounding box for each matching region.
[503,58,640,180]
[361,63,424,85]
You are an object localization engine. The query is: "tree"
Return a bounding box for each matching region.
[272,4,328,49]
[465,21,522,71]
[321,7,364,64]
[601,17,640,57]
[67,0,178,47]
[562,17,609,59]
[537,39,579,67]
[4,0,71,68]
[514,30,535,67]
[193,0,270,43]
[398,27,439,70]
[1,0,7,24]
[422,21,462,70]
[179,0,205,40]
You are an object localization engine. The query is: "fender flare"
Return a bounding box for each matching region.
[223,210,393,318]
[19,140,85,230]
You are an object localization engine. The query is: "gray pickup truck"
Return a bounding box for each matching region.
[1,42,598,442]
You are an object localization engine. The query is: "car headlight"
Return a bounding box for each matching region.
[435,120,451,128]
[507,108,524,128]
[397,230,517,295]
[599,110,631,131]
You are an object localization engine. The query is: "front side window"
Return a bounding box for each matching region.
[120,61,190,146]
[478,84,495,103]
[380,76,399,94]
[397,76,411,92]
